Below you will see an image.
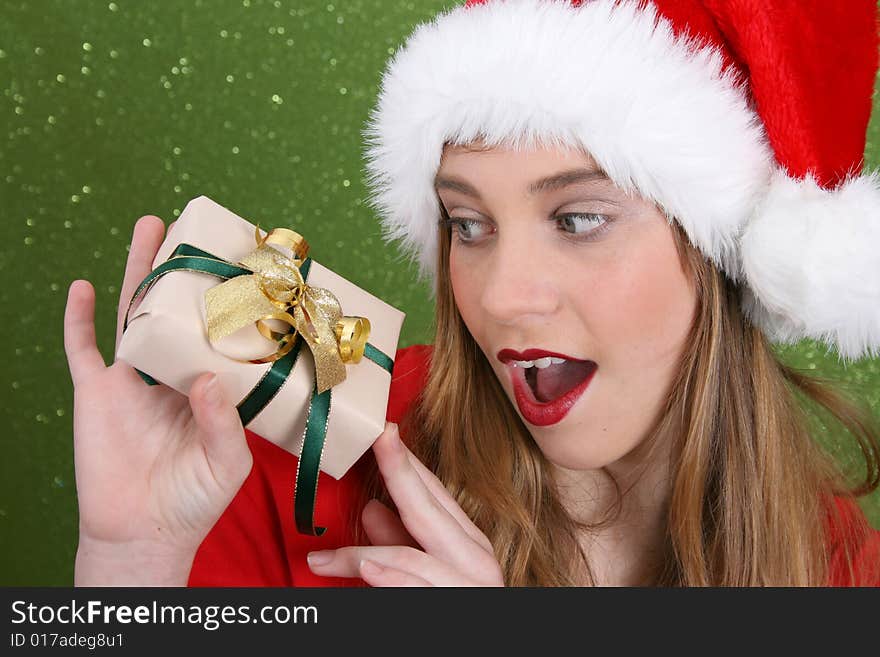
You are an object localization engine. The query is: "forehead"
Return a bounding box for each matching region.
[439,140,597,169]
[436,141,608,197]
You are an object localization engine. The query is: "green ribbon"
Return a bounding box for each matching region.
[122,242,394,536]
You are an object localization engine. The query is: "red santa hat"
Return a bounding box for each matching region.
[363,0,880,360]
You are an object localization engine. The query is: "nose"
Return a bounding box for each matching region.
[479,232,561,325]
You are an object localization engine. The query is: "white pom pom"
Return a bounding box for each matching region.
[740,170,880,360]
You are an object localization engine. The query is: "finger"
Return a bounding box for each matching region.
[359,559,433,587]
[372,423,486,571]
[308,546,465,586]
[115,215,168,357]
[404,446,494,554]
[64,280,107,386]
[188,373,253,494]
[361,498,419,548]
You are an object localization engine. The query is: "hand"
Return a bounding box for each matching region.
[64,216,253,585]
[306,423,504,586]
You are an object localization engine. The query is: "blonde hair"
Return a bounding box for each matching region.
[357,205,880,586]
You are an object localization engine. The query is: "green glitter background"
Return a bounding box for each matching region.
[1,0,878,585]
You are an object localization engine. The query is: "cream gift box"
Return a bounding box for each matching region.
[116,195,405,480]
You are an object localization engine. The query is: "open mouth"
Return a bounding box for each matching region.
[522,358,597,403]
[498,349,599,426]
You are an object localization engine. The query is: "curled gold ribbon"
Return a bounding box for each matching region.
[204,225,370,393]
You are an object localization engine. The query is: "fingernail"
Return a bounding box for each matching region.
[307,550,333,567]
[386,423,401,452]
[204,374,222,405]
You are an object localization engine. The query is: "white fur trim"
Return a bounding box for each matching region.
[363,0,773,280]
[741,171,880,360]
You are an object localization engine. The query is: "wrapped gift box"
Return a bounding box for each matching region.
[117,195,405,480]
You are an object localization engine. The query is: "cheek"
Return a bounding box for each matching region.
[449,247,483,330]
[575,231,696,370]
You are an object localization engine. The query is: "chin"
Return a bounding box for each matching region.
[529,431,634,472]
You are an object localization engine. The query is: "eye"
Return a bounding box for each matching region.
[555,212,609,239]
[444,217,494,244]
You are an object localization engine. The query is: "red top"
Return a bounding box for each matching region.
[189,344,880,587]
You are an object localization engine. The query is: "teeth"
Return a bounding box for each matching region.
[511,356,567,368]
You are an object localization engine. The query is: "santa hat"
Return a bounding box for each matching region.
[363,0,880,360]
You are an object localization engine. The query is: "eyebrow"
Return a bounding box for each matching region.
[433,167,610,198]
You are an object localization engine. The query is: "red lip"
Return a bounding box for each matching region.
[497,349,597,427]
[497,348,583,362]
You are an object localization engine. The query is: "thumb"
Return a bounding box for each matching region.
[189,373,252,489]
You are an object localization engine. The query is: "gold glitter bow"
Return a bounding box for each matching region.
[204,225,371,393]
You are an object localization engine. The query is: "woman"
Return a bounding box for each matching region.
[65,0,880,586]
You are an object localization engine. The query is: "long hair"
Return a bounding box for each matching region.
[356,207,880,586]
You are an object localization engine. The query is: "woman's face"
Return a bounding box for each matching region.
[438,142,698,471]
